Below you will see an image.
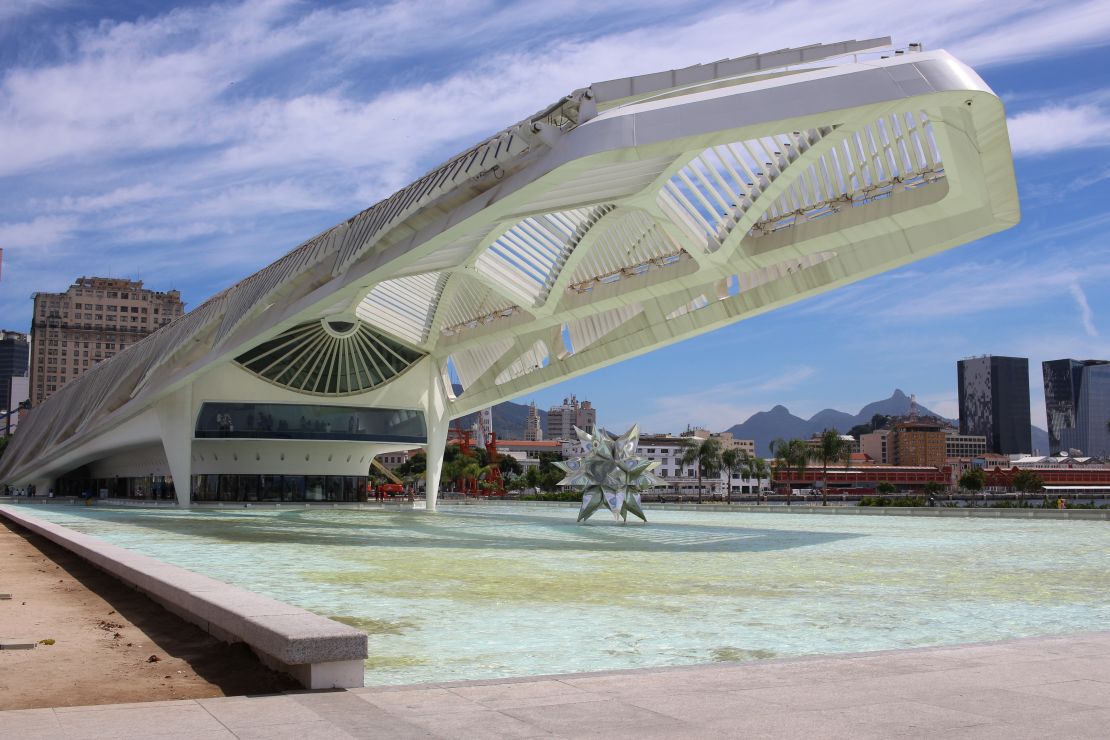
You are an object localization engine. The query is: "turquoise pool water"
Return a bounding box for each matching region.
[23,505,1110,686]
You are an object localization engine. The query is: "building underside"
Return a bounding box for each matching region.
[0,38,1019,508]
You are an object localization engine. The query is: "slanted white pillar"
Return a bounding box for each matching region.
[156,385,194,507]
[423,362,452,513]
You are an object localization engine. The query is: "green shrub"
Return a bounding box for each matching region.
[859,495,925,507]
[518,490,581,502]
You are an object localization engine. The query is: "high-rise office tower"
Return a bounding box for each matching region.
[29,277,185,405]
[957,355,1032,454]
[1043,359,1110,456]
[1,330,30,435]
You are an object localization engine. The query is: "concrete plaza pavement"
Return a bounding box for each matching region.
[3,631,1109,738]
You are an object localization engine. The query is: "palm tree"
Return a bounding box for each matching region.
[720,448,743,504]
[769,437,787,501]
[781,439,811,506]
[680,436,723,503]
[748,455,769,498]
[814,429,853,507]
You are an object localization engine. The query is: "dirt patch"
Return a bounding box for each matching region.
[0,516,298,710]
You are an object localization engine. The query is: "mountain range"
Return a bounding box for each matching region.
[454,388,1049,457]
[724,389,1048,456]
[454,388,547,441]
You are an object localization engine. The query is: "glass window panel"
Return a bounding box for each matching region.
[239,475,260,501]
[283,475,305,502]
[326,476,344,501]
[219,475,238,502]
[194,402,426,444]
[259,475,283,501]
[305,475,326,501]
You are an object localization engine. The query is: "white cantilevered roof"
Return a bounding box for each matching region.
[0,37,1020,484]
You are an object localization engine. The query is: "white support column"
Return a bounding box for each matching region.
[423,361,452,512]
[155,384,194,507]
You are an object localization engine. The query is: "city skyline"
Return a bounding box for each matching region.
[1,1,1107,435]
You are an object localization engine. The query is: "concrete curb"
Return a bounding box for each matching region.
[439,499,1110,520]
[0,505,367,689]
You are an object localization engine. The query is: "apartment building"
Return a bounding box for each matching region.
[889,419,947,467]
[29,277,184,405]
[546,395,596,440]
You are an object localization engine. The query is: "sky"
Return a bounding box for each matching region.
[0,0,1108,438]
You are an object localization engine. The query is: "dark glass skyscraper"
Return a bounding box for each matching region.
[1042,359,1110,456]
[0,330,29,402]
[957,355,1032,454]
[1,330,30,435]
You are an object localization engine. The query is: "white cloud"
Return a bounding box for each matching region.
[46,183,175,213]
[942,0,1110,66]
[0,0,1108,334]
[0,0,69,25]
[797,213,1110,326]
[1069,283,1099,337]
[619,366,817,432]
[753,367,817,393]
[0,215,76,249]
[1008,102,1110,156]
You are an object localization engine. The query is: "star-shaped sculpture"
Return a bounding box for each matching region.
[554,425,663,523]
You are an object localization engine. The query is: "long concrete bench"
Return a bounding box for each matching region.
[0,505,367,689]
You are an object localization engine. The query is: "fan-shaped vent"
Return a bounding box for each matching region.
[235,319,424,395]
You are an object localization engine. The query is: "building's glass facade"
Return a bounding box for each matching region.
[1043,359,1080,453]
[51,473,372,502]
[191,474,369,502]
[194,402,426,443]
[1045,359,1110,456]
[958,356,1031,454]
[991,356,1031,455]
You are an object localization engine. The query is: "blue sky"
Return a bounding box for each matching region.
[1,0,1108,437]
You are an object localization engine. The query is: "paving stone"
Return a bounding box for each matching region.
[2,631,1109,738]
[910,686,1101,724]
[1009,679,1110,709]
[197,695,323,729]
[449,679,599,711]
[231,720,358,739]
[54,700,201,713]
[289,689,434,738]
[357,687,484,716]
[622,687,787,721]
[403,708,550,738]
[0,708,63,740]
[811,700,998,735]
[500,697,688,737]
[53,703,230,739]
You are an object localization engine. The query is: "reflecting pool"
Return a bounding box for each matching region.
[24,505,1110,686]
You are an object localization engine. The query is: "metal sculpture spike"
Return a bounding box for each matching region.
[555,424,663,523]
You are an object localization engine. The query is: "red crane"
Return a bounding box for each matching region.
[447,415,506,497]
